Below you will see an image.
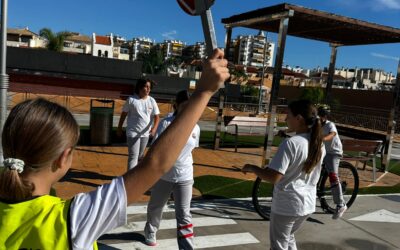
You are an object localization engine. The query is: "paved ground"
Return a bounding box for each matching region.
[53,145,400,250]
[54,146,400,201]
[97,195,400,250]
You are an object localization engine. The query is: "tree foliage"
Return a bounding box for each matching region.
[39,28,71,52]
[241,85,260,103]
[299,87,325,104]
[138,46,166,74]
[300,87,340,108]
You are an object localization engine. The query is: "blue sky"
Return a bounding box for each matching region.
[8,0,400,73]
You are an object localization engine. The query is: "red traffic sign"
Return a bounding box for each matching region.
[177,0,196,15]
[177,0,215,16]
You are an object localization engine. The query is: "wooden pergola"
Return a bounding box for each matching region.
[216,3,400,169]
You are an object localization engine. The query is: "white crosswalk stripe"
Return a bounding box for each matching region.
[99,203,260,249]
[104,232,259,250]
[107,217,237,234]
[126,202,217,214]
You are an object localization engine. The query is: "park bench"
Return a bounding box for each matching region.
[222,116,283,152]
[341,139,384,182]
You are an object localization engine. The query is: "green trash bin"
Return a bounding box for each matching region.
[90,99,115,145]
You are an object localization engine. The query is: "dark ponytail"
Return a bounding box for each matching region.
[288,100,323,174]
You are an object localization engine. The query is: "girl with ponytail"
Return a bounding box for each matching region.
[242,99,325,250]
[0,49,230,250]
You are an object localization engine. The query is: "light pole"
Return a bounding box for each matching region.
[258,37,267,114]
[0,0,8,165]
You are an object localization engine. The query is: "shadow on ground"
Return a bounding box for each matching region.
[60,168,115,187]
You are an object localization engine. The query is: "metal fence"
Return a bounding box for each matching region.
[329,104,400,134]
[8,91,400,135]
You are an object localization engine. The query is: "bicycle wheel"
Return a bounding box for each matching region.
[319,161,359,213]
[252,177,274,220]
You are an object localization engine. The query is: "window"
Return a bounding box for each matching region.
[64,42,72,48]
[21,36,30,43]
[120,48,129,54]
[97,50,102,57]
[104,51,109,57]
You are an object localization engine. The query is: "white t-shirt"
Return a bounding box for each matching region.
[268,133,326,217]
[122,94,160,138]
[322,120,343,155]
[153,116,200,183]
[69,177,127,250]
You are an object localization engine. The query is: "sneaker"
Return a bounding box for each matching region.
[145,232,157,246]
[332,205,347,220]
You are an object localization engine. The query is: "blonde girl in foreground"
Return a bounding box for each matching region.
[0,49,229,250]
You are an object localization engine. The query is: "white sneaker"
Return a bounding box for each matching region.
[332,205,347,220]
[145,231,157,246]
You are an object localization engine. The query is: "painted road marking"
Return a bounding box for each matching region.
[105,232,259,250]
[126,203,217,215]
[107,217,237,234]
[349,209,400,223]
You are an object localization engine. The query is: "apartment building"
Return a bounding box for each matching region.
[131,37,154,60]
[112,36,130,60]
[163,40,184,59]
[182,42,206,62]
[7,28,46,48]
[233,31,275,68]
[63,33,91,54]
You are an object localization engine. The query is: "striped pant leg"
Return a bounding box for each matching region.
[324,154,345,205]
[173,180,194,250]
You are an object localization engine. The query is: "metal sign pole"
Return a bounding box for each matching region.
[325,44,338,104]
[0,0,9,165]
[258,39,267,114]
[384,60,400,171]
[262,16,290,165]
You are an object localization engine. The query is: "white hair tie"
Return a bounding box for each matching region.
[3,158,25,173]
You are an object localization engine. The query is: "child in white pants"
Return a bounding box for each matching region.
[144,90,200,249]
[242,100,326,250]
[318,106,347,219]
[145,179,194,249]
[117,78,160,170]
[0,49,229,250]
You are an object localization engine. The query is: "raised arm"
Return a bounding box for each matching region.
[123,49,229,204]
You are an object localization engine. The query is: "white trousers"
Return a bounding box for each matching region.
[269,212,309,250]
[127,136,149,170]
[145,179,194,250]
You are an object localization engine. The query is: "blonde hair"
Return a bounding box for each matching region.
[0,98,79,202]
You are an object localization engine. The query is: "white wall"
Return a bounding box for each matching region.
[93,43,113,58]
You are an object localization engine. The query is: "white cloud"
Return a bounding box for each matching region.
[377,0,400,9]
[161,30,178,40]
[369,0,400,10]
[371,52,400,61]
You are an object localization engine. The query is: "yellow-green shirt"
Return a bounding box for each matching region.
[0,195,97,250]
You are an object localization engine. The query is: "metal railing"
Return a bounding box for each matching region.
[8,91,400,135]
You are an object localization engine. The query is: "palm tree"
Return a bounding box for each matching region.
[138,46,165,75]
[39,28,71,52]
